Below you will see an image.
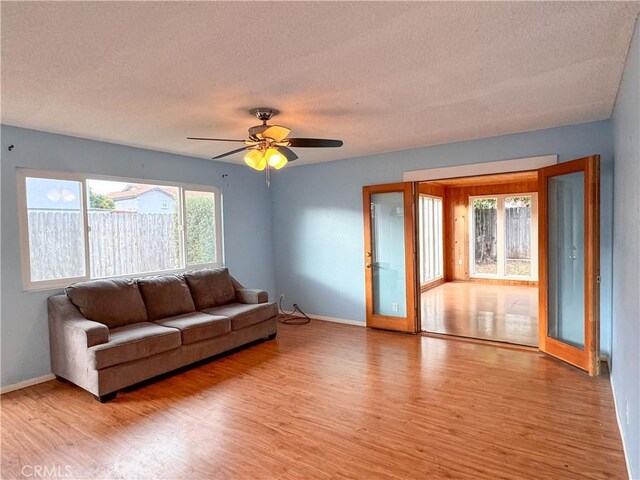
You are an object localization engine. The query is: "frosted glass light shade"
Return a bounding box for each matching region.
[265,148,288,169]
[244,149,266,171]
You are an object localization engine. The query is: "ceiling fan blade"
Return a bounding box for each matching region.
[287,138,343,148]
[279,147,299,162]
[259,125,291,142]
[212,146,249,160]
[188,137,247,142]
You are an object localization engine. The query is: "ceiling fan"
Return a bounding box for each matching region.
[188,108,343,174]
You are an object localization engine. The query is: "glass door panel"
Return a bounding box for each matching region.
[547,172,585,349]
[363,183,416,332]
[371,192,406,317]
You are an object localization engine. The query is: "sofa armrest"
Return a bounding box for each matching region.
[48,295,109,348]
[236,288,268,304]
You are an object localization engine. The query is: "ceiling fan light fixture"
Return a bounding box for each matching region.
[243,149,266,171]
[265,148,288,169]
[188,107,343,184]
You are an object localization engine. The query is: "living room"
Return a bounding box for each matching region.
[2,2,639,479]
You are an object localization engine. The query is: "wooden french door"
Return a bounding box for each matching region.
[538,155,600,375]
[363,183,417,332]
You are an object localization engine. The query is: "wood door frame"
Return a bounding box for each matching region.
[417,171,541,339]
[363,182,418,333]
[415,158,600,375]
[538,155,600,375]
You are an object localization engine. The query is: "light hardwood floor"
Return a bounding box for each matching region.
[422,281,539,346]
[1,320,625,479]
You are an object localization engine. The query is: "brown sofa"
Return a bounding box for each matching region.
[48,268,277,402]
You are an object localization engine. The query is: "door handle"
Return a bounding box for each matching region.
[366,263,372,268]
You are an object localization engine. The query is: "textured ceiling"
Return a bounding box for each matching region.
[2,2,639,166]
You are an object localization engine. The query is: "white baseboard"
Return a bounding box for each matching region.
[1,373,56,394]
[610,374,633,480]
[291,312,365,327]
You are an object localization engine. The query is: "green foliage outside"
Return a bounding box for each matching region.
[172,195,216,266]
[184,196,216,265]
[473,196,531,209]
[473,198,497,209]
[505,196,531,208]
[89,188,115,210]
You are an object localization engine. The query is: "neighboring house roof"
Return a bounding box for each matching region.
[106,185,176,201]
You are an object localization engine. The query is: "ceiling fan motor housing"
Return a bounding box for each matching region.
[249,107,278,122]
[248,107,279,140]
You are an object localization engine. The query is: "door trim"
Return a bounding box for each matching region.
[404,155,557,182]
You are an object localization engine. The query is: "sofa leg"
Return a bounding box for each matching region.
[93,392,117,403]
[267,332,277,340]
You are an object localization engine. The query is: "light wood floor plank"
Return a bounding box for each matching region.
[1,320,625,479]
[422,281,539,346]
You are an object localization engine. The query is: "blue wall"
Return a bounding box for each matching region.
[0,125,275,387]
[611,13,640,479]
[2,120,619,391]
[271,120,615,356]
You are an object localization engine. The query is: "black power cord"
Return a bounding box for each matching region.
[278,295,311,325]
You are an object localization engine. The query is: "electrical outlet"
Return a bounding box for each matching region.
[626,399,630,425]
[392,303,399,312]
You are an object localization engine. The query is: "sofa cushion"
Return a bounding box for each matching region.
[183,268,236,310]
[155,312,231,345]
[66,278,147,329]
[88,322,181,370]
[137,275,196,321]
[202,302,277,331]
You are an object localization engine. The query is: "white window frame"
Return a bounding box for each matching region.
[419,194,444,285]
[17,169,224,291]
[468,192,538,281]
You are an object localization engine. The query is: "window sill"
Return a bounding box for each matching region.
[469,274,538,282]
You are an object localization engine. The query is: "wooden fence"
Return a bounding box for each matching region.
[27,210,86,281]
[505,207,532,259]
[28,210,179,280]
[473,207,531,264]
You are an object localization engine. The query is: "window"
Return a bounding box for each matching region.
[472,197,498,275]
[23,177,87,283]
[18,170,223,290]
[419,194,444,284]
[504,196,533,277]
[86,180,182,278]
[184,190,218,266]
[469,193,538,280]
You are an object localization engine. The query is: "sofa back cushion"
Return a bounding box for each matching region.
[66,278,147,329]
[184,268,236,310]
[137,274,196,321]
